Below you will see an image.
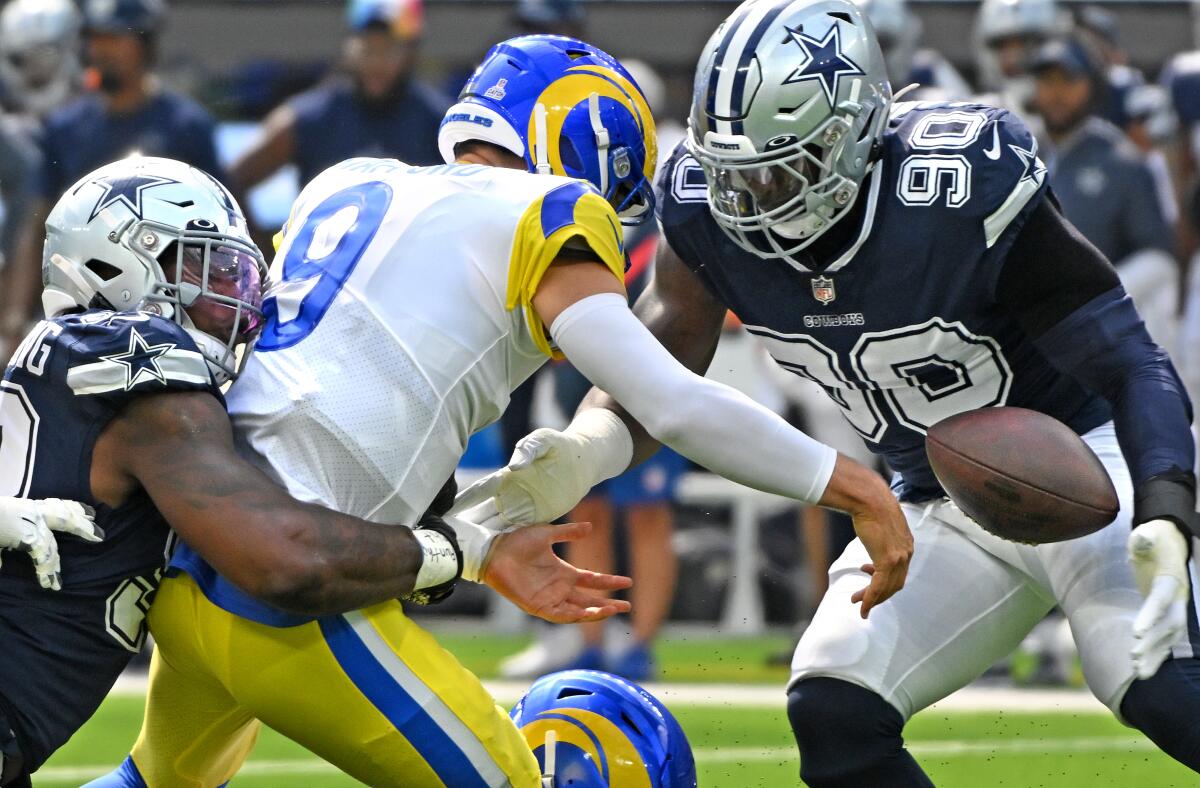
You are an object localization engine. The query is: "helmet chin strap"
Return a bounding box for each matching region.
[184,327,235,386]
[533,103,552,175]
[532,93,613,200]
[588,92,610,198]
[541,729,557,788]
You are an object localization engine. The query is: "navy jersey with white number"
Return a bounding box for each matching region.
[0,311,221,773]
[660,103,1110,501]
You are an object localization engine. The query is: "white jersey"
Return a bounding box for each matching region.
[226,158,624,525]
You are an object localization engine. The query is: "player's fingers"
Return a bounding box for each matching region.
[453,471,506,511]
[549,521,593,543]
[1133,579,1179,637]
[858,584,879,619]
[861,566,903,618]
[574,570,633,591]
[42,499,104,542]
[574,603,628,623]
[859,563,876,576]
[31,529,62,592]
[1132,633,1174,681]
[1133,599,1185,652]
[568,590,631,616]
[508,430,557,469]
[850,586,867,604]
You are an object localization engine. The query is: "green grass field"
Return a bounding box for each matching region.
[32,633,1200,786]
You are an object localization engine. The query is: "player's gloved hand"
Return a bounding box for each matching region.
[481,520,633,624]
[0,497,104,591]
[1128,519,1190,680]
[454,410,633,526]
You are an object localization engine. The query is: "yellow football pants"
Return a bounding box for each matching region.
[129,574,540,787]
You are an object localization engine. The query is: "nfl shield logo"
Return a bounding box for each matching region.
[811,276,836,305]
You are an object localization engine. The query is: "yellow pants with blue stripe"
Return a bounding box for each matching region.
[130,574,541,787]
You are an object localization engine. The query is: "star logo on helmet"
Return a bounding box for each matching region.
[782,24,865,107]
[100,327,175,391]
[85,173,179,222]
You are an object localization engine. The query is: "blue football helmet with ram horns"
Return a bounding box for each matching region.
[438,35,657,224]
[687,0,892,259]
[510,670,696,788]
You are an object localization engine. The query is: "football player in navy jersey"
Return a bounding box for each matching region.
[0,155,626,788]
[473,0,1200,783]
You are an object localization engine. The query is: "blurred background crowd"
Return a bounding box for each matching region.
[1,0,1199,688]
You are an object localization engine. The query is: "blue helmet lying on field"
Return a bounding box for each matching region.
[510,670,696,787]
[438,35,658,224]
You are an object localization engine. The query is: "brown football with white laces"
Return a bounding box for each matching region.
[926,407,1119,544]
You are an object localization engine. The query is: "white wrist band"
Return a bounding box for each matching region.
[447,505,504,582]
[413,529,459,590]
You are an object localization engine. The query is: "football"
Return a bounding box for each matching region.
[926,407,1119,544]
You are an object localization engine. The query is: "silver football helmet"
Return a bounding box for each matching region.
[42,156,266,383]
[0,0,80,118]
[974,0,1068,94]
[852,0,919,86]
[688,0,892,260]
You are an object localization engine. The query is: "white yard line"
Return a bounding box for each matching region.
[112,674,1110,713]
[35,736,1155,782]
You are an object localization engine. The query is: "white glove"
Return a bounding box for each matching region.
[454,409,633,527]
[0,497,104,591]
[1128,519,1191,680]
[447,499,508,583]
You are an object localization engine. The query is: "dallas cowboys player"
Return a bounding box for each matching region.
[0,154,628,788]
[473,1,1200,783]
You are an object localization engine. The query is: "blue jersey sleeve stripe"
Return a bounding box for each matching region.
[539,180,591,239]
[318,613,502,788]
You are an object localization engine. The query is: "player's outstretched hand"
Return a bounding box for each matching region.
[1128,519,1190,680]
[481,521,633,624]
[818,455,913,618]
[0,497,104,591]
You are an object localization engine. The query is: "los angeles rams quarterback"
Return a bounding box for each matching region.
[82,35,907,788]
[477,1,1200,784]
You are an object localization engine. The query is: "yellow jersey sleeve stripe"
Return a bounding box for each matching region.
[508,181,627,358]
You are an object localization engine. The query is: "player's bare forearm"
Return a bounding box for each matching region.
[97,391,425,615]
[579,240,726,465]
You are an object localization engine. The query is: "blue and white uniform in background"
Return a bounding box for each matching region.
[286,77,449,186]
[1042,115,1177,349]
[660,102,1196,718]
[0,312,218,781]
[1165,52,1200,417]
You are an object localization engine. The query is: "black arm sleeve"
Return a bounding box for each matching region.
[995,195,1121,339]
[996,197,1198,535]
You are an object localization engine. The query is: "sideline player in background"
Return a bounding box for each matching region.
[92,35,910,788]
[229,0,448,206]
[1030,37,1178,350]
[1,0,221,357]
[476,0,1200,784]
[0,156,618,788]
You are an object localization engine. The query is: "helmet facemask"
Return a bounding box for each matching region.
[689,94,886,260]
[687,0,892,264]
[135,220,265,383]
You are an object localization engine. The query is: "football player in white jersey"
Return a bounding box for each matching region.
[76,35,911,788]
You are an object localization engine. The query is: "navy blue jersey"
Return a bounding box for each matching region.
[0,311,221,773]
[660,103,1110,501]
[288,77,450,185]
[36,90,220,202]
